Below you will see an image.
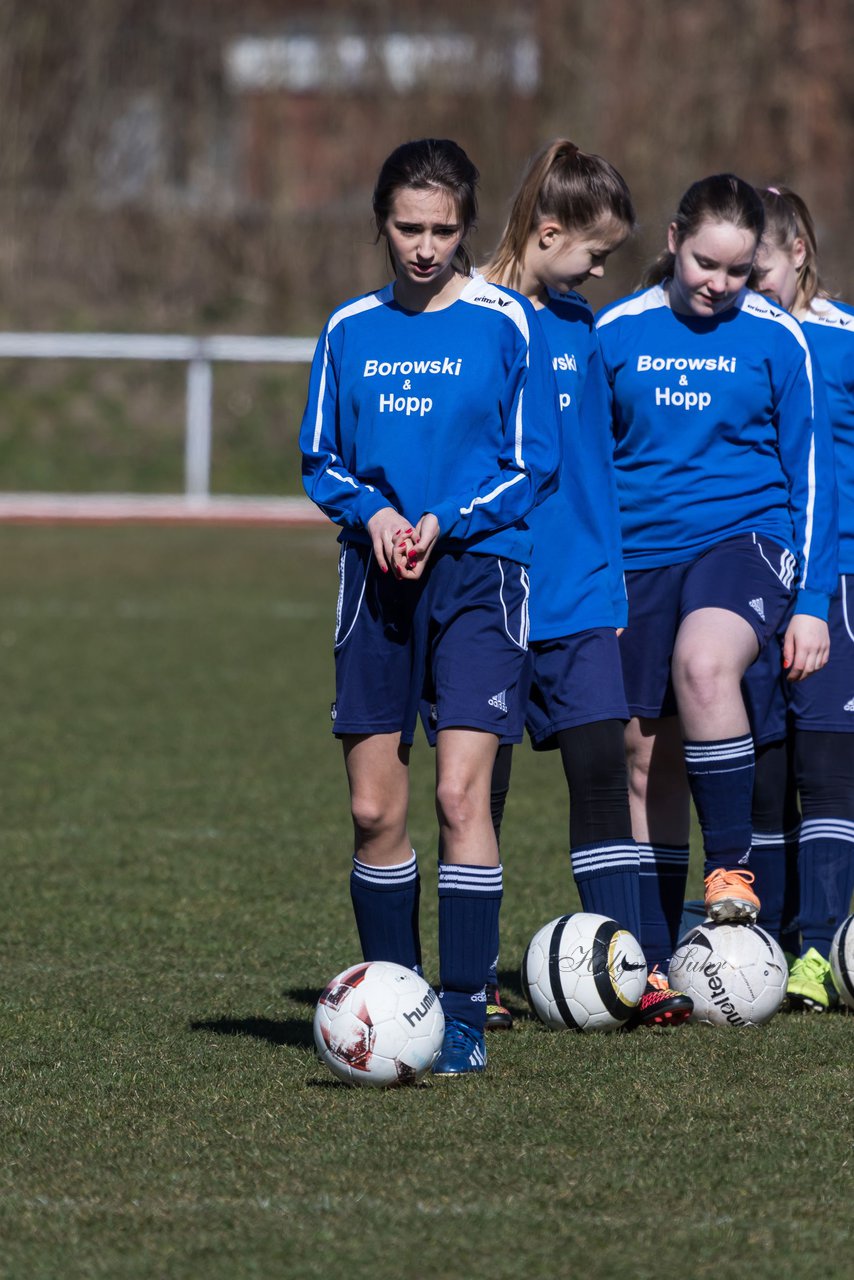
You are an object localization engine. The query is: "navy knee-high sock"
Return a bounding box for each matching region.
[637,843,690,971]
[798,820,854,956]
[571,840,642,939]
[350,852,422,972]
[438,862,502,1030]
[795,730,854,956]
[752,740,801,944]
[559,721,641,939]
[683,735,755,875]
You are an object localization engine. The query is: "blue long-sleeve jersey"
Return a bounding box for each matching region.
[527,289,627,638]
[300,274,561,565]
[801,298,854,574]
[596,284,837,619]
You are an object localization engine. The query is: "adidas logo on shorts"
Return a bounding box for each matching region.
[749,597,766,621]
[488,690,508,713]
[844,698,854,713]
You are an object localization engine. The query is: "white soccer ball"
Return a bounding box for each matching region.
[668,921,787,1027]
[829,915,854,1011]
[314,961,444,1087]
[521,912,647,1031]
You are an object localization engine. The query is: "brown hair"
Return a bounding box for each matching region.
[751,186,826,312]
[372,138,479,276]
[485,138,635,291]
[643,173,765,287]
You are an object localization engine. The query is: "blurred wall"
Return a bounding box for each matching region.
[0,0,851,332]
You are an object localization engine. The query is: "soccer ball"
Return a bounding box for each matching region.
[314,961,444,1087]
[521,912,647,1031]
[829,915,854,1011]
[668,921,787,1027]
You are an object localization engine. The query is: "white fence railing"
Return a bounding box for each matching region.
[0,332,323,522]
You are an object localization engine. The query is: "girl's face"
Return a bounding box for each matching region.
[667,218,757,317]
[383,185,465,292]
[538,217,628,294]
[751,237,805,314]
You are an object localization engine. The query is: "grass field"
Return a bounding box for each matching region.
[0,524,852,1280]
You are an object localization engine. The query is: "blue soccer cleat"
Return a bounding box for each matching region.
[433,1016,487,1076]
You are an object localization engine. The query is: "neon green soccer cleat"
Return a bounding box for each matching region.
[786,947,839,1013]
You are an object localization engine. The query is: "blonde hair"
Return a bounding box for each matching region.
[751,186,827,312]
[485,139,635,291]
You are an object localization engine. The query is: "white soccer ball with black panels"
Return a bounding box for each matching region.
[314,960,444,1087]
[668,921,787,1027]
[829,915,854,1011]
[521,912,647,1031]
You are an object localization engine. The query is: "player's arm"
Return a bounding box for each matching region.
[585,334,628,629]
[775,340,837,677]
[299,323,395,536]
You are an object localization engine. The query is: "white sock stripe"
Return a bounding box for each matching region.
[574,857,642,875]
[683,741,754,764]
[799,819,854,844]
[751,826,802,847]
[637,845,690,870]
[438,863,503,892]
[352,853,418,884]
[571,845,641,873]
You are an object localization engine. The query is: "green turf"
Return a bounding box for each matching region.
[0,360,309,495]
[0,525,851,1280]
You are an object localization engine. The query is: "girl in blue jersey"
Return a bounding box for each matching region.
[596,174,836,975]
[481,139,692,1028]
[746,186,852,1009]
[300,139,561,1076]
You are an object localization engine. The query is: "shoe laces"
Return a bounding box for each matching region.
[646,965,665,991]
[444,1017,480,1052]
[791,948,831,981]
[704,868,756,891]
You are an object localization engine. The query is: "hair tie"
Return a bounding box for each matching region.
[767,187,782,196]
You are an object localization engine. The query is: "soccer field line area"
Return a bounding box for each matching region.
[0,492,324,524]
[2,1189,761,1229]
[0,598,325,620]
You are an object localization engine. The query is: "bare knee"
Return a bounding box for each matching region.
[350,789,407,846]
[672,647,730,709]
[436,775,482,836]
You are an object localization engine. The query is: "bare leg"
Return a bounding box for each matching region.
[343,732,420,968]
[435,728,500,866]
[343,732,412,866]
[671,607,758,740]
[672,607,761,912]
[435,728,502,1037]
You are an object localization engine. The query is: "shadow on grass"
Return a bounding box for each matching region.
[189,1016,314,1048]
[497,967,526,1009]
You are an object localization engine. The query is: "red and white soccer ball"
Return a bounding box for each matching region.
[829,915,854,1011]
[668,921,787,1027]
[314,961,445,1087]
[521,912,647,1031]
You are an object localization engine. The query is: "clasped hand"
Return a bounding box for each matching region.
[367,507,441,581]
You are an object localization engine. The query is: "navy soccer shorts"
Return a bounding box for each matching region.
[620,533,795,720]
[333,542,530,744]
[524,627,629,750]
[789,573,854,733]
[743,573,853,740]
